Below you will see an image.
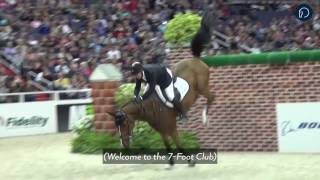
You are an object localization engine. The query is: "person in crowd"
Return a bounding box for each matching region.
[54,72,71,90]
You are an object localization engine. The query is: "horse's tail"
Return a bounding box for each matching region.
[191,4,217,58]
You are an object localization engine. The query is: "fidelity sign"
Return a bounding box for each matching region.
[276,102,320,152]
[0,102,57,137]
[5,116,48,128]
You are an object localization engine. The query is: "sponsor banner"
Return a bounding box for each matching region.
[276,102,320,152]
[0,102,57,137]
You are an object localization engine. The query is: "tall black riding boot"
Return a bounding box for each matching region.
[172,97,188,122]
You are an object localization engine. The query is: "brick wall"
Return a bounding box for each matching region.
[168,48,320,151]
[91,81,120,135]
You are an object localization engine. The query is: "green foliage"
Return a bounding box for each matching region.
[86,104,94,115]
[131,122,200,149]
[72,115,94,135]
[71,122,199,154]
[71,113,199,154]
[114,83,145,107]
[164,11,201,44]
[71,115,120,154]
[114,83,135,107]
[71,129,120,154]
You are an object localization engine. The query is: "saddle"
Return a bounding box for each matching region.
[155,76,190,108]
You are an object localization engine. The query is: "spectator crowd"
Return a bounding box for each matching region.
[212,2,320,54]
[0,0,319,101]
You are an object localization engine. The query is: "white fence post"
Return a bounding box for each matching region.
[19,94,24,102]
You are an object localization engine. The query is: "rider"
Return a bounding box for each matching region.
[131,61,188,121]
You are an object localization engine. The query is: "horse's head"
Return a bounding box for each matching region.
[112,110,135,148]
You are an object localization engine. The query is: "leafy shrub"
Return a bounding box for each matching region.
[114,83,145,107]
[114,83,136,107]
[71,121,199,154]
[71,129,120,154]
[131,122,200,149]
[72,115,94,135]
[164,11,201,44]
[86,104,94,115]
[71,115,120,154]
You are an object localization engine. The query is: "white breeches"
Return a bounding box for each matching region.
[164,68,175,101]
[164,81,175,101]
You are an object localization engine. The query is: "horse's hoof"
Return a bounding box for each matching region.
[165,164,174,170]
[188,160,196,167]
[188,162,196,167]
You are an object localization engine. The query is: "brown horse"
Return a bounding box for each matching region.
[111,7,216,167]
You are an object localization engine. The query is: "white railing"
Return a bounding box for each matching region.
[0,89,92,103]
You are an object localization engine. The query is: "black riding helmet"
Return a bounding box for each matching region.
[131,61,143,75]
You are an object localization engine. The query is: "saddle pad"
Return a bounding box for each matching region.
[155,77,190,108]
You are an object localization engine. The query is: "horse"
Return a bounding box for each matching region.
[110,6,216,167]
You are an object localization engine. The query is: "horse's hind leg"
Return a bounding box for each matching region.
[203,85,214,111]
[197,69,214,125]
[197,69,214,116]
[171,130,196,167]
[160,134,174,168]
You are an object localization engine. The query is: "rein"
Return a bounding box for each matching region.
[117,112,133,146]
[117,99,146,146]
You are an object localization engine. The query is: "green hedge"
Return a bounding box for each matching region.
[71,129,120,154]
[201,49,320,66]
[164,11,201,44]
[131,122,199,149]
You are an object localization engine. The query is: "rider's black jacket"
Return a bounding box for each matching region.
[134,64,172,100]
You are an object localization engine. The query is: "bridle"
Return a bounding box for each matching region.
[116,99,146,147]
[117,111,134,147]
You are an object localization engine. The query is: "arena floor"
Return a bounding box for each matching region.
[1,133,319,180]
